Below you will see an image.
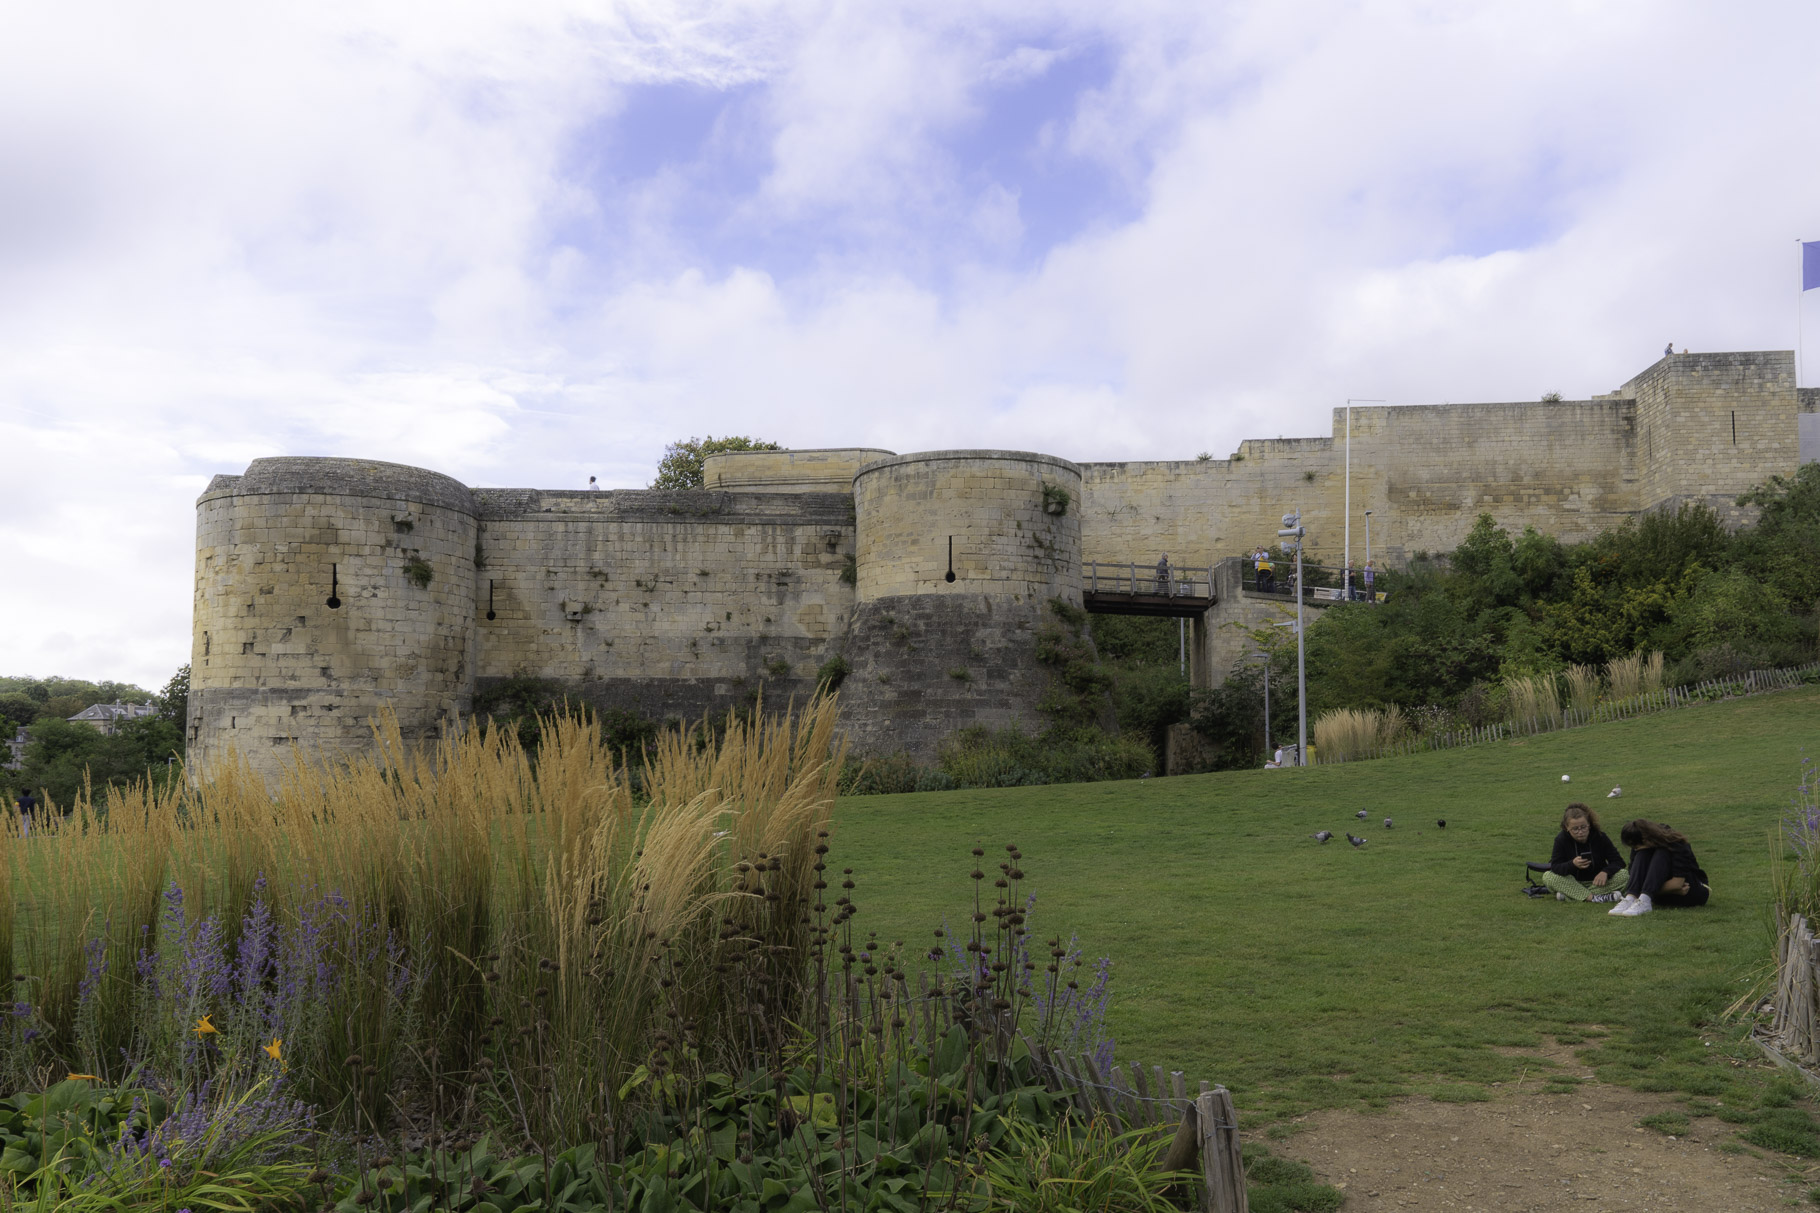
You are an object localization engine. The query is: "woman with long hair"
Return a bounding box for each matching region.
[1608,819,1710,916]
[1542,803,1628,903]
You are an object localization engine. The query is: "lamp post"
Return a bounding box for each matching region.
[1363,510,1373,601]
[1277,510,1308,765]
[1250,649,1272,756]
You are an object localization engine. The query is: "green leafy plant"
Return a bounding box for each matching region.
[815,654,850,691]
[402,556,433,588]
[1040,481,1072,516]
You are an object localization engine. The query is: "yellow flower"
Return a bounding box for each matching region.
[67,1073,99,1081]
[193,1014,217,1036]
[263,1038,282,1062]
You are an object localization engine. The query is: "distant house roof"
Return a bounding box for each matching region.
[67,701,156,724]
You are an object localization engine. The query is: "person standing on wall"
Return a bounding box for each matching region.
[1256,547,1274,593]
[1363,560,1375,601]
[1155,553,1171,595]
[587,476,599,490]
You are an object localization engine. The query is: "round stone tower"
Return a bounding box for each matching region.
[187,457,478,785]
[835,450,1086,759]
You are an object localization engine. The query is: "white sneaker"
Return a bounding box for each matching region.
[1557,892,1567,901]
[1619,894,1654,916]
[1608,895,1637,916]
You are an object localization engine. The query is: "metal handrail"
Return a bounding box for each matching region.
[1084,562,1214,598]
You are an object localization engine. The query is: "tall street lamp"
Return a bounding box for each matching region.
[1277,510,1308,765]
[1364,509,1373,601]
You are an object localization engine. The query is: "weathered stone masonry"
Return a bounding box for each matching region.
[189,351,1814,781]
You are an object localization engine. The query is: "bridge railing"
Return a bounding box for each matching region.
[1240,559,1383,603]
[1084,562,1214,599]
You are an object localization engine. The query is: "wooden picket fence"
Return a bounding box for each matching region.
[1026,1044,1248,1213]
[1769,911,1820,1067]
[1319,661,1820,765]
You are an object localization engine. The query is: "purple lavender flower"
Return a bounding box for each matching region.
[77,935,108,1004]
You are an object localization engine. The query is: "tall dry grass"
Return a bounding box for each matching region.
[1313,704,1404,763]
[0,694,845,1142]
[1563,664,1601,716]
[1606,650,1666,701]
[1504,674,1561,733]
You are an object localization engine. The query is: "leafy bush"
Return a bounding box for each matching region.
[937,725,1151,788]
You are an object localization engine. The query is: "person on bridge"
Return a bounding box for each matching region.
[1155,554,1171,595]
[1255,548,1274,593]
[1363,560,1375,601]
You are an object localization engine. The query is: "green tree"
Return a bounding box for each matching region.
[18,714,183,807]
[155,664,190,753]
[0,692,39,734]
[1735,462,1820,612]
[650,436,782,490]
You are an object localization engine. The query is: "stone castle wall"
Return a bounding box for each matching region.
[470,489,855,723]
[189,350,1813,780]
[187,458,478,784]
[834,451,1085,757]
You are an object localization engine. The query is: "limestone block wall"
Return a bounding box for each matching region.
[1079,398,1639,577]
[703,448,896,493]
[836,451,1087,758]
[1628,351,1799,521]
[852,451,1083,606]
[472,489,855,722]
[188,458,478,785]
[1793,387,1817,465]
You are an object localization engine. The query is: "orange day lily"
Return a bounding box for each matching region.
[193,1015,217,1036]
[67,1074,99,1081]
[264,1038,282,1061]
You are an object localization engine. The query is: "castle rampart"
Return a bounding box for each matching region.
[189,350,1814,782]
[187,457,479,780]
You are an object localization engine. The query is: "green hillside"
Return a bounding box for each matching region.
[828,686,1820,1123]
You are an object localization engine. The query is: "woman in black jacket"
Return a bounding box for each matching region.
[1608,819,1710,916]
[1542,803,1628,903]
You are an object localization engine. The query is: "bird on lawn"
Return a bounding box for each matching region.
[1436,819,1447,829]
[1347,833,1367,848]
[1383,818,1394,829]
[1312,831,1333,843]
[1608,786,1622,798]
[1356,810,1369,819]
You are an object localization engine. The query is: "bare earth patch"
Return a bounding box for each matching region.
[1280,1078,1814,1211]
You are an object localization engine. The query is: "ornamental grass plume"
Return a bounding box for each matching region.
[1504,673,1561,735]
[0,690,846,1144]
[1313,704,1403,763]
[1564,663,1601,716]
[1607,651,1645,701]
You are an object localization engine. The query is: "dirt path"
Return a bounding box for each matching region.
[1281,1080,1815,1211]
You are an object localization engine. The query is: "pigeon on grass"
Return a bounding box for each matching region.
[1608,786,1622,798]
[1383,818,1394,829]
[1436,819,1447,829]
[1356,810,1369,819]
[1312,831,1334,843]
[1347,833,1367,848]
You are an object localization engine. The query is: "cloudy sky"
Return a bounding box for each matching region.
[4,0,1818,690]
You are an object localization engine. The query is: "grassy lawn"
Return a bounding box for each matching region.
[827,686,1820,1125]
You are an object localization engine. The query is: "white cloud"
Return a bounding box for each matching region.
[4,0,1819,688]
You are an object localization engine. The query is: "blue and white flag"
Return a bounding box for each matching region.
[1806,240,1820,292]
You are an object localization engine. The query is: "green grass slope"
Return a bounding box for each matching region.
[828,686,1820,1122]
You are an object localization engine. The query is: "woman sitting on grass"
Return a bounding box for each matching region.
[1543,803,1628,903]
[1607,819,1710,917]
